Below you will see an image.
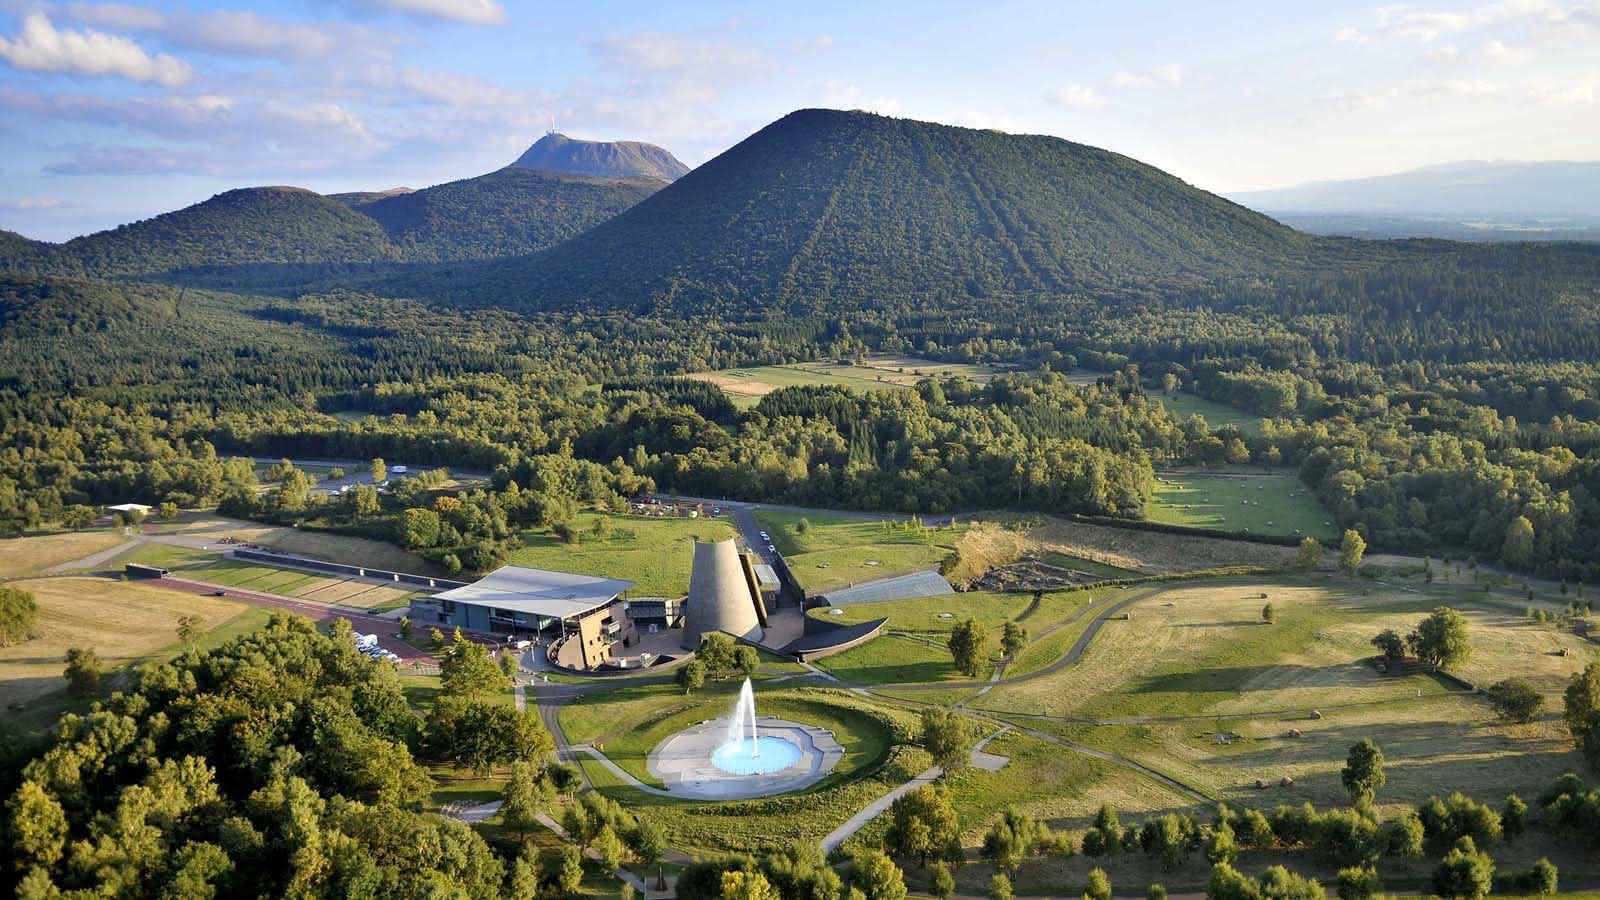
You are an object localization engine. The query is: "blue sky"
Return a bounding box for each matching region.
[1,0,1596,240]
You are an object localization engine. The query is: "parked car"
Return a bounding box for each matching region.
[758,531,770,540]
[210,590,226,596]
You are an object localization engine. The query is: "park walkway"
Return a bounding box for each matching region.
[821,726,1011,852]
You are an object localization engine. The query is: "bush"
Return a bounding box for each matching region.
[1433,837,1494,900]
[1336,866,1381,900]
[1502,858,1558,896]
[0,585,39,647]
[1488,678,1545,723]
[1418,793,1502,847]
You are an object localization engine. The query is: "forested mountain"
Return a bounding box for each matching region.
[0,187,401,280]
[351,167,664,262]
[0,160,669,281]
[510,131,689,181]
[401,108,1314,314]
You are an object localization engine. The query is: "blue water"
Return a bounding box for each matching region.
[710,736,802,775]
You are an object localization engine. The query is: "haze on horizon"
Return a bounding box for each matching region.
[0,0,1596,241]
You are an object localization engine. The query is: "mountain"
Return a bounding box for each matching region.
[328,187,416,206]
[401,108,1310,314]
[510,132,690,182]
[0,165,668,281]
[1230,161,1600,241]
[351,167,664,261]
[0,187,400,280]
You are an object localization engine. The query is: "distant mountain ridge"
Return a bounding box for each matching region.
[401,108,1310,314]
[0,160,671,280]
[1231,160,1600,241]
[510,132,689,182]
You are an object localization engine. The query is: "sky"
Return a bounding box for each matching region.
[0,0,1596,240]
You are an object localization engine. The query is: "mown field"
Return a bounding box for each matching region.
[685,355,1004,408]
[754,508,963,593]
[0,574,275,742]
[1154,391,1264,435]
[0,529,130,576]
[509,511,736,597]
[1146,474,1336,540]
[119,549,425,611]
[149,514,436,572]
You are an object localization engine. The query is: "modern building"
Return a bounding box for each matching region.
[409,565,636,670]
[681,539,766,649]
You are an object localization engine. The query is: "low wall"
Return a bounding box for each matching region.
[231,548,469,591]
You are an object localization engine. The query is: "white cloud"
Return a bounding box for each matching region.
[63,2,164,30]
[590,32,769,79]
[1526,71,1598,103]
[0,196,63,209]
[1049,83,1106,109]
[1112,64,1184,89]
[1482,38,1532,62]
[67,4,365,61]
[0,13,191,85]
[262,101,376,144]
[816,81,899,116]
[360,0,506,25]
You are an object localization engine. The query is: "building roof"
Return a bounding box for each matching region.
[752,564,780,588]
[818,570,954,606]
[106,503,154,512]
[432,565,634,620]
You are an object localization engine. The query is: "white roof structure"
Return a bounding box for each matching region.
[432,565,634,620]
[106,503,153,513]
[752,564,780,588]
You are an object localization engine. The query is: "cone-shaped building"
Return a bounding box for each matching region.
[681,539,764,649]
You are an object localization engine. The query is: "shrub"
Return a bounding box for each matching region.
[1336,866,1381,900]
[1418,793,1502,847]
[1433,837,1494,900]
[0,585,39,647]
[1488,678,1545,723]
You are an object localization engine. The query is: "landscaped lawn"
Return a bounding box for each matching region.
[509,511,735,597]
[754,509,963,593]
[1146,474,1334,540]
[816,634,981,684]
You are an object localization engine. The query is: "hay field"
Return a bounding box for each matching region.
[1147,474,1335,540]
[974,514,1297,574]
[151,515,433,572]
[0,531,130,577]
[684,355,1003,408]
[0,576,244,706]
[977,583,1442,720]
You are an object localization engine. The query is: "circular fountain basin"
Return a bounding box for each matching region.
[711,735,802,775]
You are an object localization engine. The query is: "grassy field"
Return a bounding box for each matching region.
[685,355,1005,408]
[0,530,130,576]
[117,550,425,610]
[1154,391,1264,435]
[969,579,1594,824]
[0,576,248,709]
[976,513,1299,574]
[754,509,963,593]
[509,511,735,597]
[1146,474,1336,540]
[150,515,434,572]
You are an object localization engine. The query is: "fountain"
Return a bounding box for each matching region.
[709,678,802,775]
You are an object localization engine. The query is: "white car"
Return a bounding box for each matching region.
[767,544,776,553]
[758,531,770,540]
